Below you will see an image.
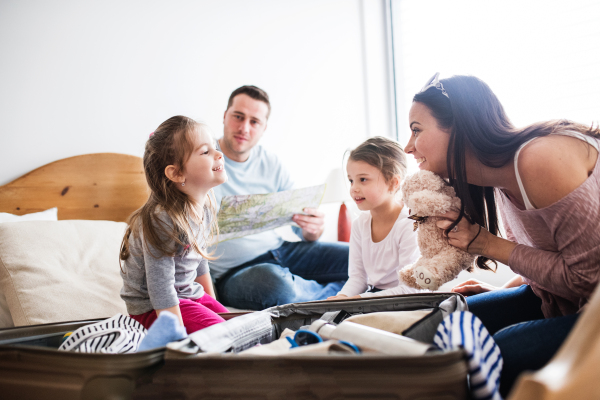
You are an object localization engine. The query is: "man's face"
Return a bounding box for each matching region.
[221,94,269,162]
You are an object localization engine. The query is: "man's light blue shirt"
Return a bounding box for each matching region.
[209,143,295,279]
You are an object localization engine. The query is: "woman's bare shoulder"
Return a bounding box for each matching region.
[517,135,595,209]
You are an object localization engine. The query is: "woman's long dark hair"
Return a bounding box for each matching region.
[413,75,600,271]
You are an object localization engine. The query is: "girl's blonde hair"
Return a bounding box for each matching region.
[120,116,218,264]
[349,136,408,188]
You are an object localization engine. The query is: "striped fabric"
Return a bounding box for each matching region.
[59,314,147,354]
[434,311,503,400]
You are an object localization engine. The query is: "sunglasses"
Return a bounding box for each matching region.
[419,72,449,98]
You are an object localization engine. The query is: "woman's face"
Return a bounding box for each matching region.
[405,102,451,178]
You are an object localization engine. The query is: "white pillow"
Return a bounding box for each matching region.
[0,220,128,327]
[0,207,58,223]
[0,208,58,328]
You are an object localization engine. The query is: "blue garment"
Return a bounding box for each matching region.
[434,311,503,400]
[216,240,349,310]
[137,311,188,352]
[209,144,295,279]
[467,285,579,398]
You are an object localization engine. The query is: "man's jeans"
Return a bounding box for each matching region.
[467,285,579,398]
[215,240,349,310]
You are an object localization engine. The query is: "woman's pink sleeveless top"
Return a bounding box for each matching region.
[496,133,600,318]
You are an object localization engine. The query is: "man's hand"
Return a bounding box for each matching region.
[292,207,325,242]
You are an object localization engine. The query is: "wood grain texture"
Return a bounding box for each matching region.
[0,153,148,222]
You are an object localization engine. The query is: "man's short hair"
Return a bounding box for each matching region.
[226,85,271,119]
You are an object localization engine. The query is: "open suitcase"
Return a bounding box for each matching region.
[0,318,165,400]
[133,292,470,400]
[0,292,469,400]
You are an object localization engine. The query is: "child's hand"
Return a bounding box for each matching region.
[326,294,349,301]
[451,279,498,296]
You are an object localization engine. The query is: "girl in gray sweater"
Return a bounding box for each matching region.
[120,116,229,333]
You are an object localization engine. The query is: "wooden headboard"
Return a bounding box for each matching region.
[0,153,148,222]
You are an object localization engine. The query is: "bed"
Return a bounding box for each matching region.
[0,153,147,222]
[0,153,149,328]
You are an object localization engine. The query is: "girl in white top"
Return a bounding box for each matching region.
[328,137,421,299]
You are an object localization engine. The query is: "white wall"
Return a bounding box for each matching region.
[0,0,395,241]
[0,0,516,288]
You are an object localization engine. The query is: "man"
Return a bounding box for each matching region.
[209,85,349,310]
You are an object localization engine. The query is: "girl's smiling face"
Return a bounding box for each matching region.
[178,127,227,202]
[405,102,451,178]
[347,159,396,212]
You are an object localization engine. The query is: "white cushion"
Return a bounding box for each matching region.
[0,220,128,326]
[0,207,58,223]
[0,208,59,328]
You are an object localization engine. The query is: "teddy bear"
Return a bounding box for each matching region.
[398,170,476,291]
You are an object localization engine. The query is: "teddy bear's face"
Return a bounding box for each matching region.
[402,171,444,201]
[406,190,455,216]
[402,170,460,216]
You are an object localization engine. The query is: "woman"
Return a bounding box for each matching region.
[405,73,600,397]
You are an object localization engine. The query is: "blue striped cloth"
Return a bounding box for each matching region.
[434,311,503,400]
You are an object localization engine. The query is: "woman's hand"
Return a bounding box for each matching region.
[434,210,490,254]
[434,210,517,265]
[451,279,498,296]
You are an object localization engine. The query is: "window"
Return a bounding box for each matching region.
[391,0,600,173]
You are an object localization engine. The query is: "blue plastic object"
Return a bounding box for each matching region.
[285,329,360,353]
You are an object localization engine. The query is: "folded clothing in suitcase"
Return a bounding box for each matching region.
[135,292,470,400]
[0,318,165,400]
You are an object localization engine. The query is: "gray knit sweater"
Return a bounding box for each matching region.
[120,208,212,315]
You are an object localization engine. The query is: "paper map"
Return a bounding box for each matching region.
[217,184,326,242]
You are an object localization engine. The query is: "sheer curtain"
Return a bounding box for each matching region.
[391,0,600,174]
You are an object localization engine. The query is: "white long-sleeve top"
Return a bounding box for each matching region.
[338,207,422,298]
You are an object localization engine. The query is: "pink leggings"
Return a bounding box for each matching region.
[130,294,229,334]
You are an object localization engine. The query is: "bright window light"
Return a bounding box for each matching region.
[391,0,600,174]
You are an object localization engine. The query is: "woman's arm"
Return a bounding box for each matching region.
[442,214,597,299]
[502,275,525,288]
[508,245,598,299]
[195,272,216,298]
[436,211,516,264]
[517,135,596,210]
